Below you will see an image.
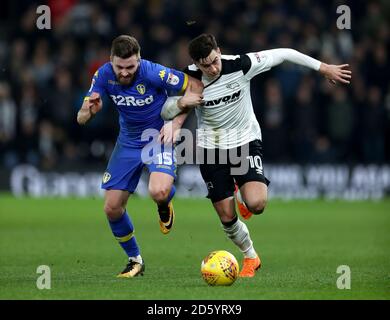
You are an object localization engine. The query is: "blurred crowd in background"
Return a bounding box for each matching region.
[0,0,389,170]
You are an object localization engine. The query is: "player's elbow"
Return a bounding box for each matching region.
[188,77,204,93]
[76,114,83,125]
[77,112,87,125]
[195,79,204,93]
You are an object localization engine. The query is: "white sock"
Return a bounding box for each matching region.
[129,255,143,264]
[222,218,257,259]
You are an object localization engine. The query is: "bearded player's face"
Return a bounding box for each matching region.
[111,55,140,85]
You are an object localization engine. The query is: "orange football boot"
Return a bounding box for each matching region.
[239,255,261,278]
[234,184,252,220]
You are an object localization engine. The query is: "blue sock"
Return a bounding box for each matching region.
[108,210,140,258]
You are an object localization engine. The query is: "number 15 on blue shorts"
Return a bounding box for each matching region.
[101,142,176,193]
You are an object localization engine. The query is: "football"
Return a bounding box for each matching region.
[200,250,239,286]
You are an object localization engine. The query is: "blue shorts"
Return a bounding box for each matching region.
[101,142,176,193]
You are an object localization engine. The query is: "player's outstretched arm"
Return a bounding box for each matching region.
[77,92,103,125]
[260,48,351,84]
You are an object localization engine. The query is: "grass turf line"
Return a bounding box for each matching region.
[0,194,389,299]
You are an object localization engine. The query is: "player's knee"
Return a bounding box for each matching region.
[149,185,170,203]
[246,198,267,215]
[104,203,123,220]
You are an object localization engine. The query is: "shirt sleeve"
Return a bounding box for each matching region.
[245,48,322,80]
[244,51,275,80]
[145,61,188,93]
[85,67,106,98]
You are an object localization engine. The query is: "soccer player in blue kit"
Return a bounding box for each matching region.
[77,35,203,277]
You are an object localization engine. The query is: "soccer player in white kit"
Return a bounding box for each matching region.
[162,34,351,277]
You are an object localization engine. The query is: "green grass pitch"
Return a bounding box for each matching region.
[0,194,389,300]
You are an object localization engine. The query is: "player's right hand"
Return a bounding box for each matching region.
[87,92,103,114]
[178,91,204,110]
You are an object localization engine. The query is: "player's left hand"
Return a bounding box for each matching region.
[320,63,352,84]
[158,120,181,145]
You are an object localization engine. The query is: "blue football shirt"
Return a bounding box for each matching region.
[86,59,188,148]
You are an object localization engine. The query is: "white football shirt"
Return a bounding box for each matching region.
[185,52,274,149]
[185,49,321,149]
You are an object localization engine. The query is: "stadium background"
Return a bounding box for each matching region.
[0,0,389,183]
[0,0,389,300]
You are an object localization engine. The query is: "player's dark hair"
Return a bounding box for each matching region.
[111,35,140,58]
[188,34,218,61]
